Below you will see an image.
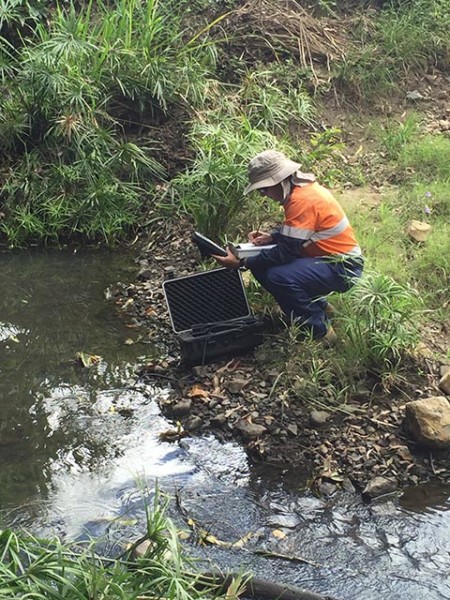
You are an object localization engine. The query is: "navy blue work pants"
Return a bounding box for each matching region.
[250,257,363,338]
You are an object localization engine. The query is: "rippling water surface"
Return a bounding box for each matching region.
[1,248,450,600]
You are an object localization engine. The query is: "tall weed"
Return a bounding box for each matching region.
[336,271,421,377]
[166,116,296,239]
[0,0,218,245]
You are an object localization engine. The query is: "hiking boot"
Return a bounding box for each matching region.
[325,302,336,317]
[321,325,338,347]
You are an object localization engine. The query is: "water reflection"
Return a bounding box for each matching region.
[401,482,450,514]
[0,248,144,506]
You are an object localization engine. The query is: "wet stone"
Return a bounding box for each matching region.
[319,482,337,496]
[137,268,153,280]
[267,514,301,529]
[133,539,153,559]
[342,477,356,493]
[363,477,398,499]
[235,420,267,439]
[171,399,192,417]
[211,413,227,427]
[184,416,202,432]
[226,378,250,394]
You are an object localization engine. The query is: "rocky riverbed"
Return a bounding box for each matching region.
[113,223,450,499]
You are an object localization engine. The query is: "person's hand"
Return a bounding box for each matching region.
[248,230,273,246]
[211,247,241,269]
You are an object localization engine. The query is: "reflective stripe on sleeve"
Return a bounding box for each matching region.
[310,216,349,241]
[280,224,314,239]
[344,245,362,257]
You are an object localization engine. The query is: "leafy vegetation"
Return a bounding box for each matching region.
[333,0,450,99]
[0,491,224,600]
[0,0,217,244]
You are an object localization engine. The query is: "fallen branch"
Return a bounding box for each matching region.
[196,571,340,600]
[252,549,321,568]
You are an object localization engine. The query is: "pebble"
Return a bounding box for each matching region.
[310,410,330,427]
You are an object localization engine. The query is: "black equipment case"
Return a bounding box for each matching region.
[163,268,264,366]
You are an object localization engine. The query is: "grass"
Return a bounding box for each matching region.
[399,134,450,181]
[0,490,227,600]
[333,0,450,99]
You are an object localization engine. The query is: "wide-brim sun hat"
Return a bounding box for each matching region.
[244,150,301,195]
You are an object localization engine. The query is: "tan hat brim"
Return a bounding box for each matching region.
[244,160,301,195]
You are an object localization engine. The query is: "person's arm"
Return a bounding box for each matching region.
[245,233,307,269]
[248,228,281,245]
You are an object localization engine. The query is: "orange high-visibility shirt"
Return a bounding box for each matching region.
[280,182,361,258]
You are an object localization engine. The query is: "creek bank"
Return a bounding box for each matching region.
[112,225,450,498]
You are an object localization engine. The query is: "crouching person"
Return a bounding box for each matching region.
[213,150,364,342]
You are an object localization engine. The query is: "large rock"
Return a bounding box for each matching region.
[406,220,432,242]
[405,396,450,448]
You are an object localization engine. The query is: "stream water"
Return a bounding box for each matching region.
[1,248,450,599]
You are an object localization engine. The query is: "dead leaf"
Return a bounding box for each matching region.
[76,352,102,368]
[272,529,287,539]
[120,298,134,310]
[187,385,210,399]
[232,531,253,548]
[224,405,243,418]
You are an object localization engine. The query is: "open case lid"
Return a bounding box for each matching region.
[163,268,251,334]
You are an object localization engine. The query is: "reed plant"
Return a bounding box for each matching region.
[335,271,421,379]
[0,0,219,245]
[257,269,422,405]
[162,62,317,240]
[165,114,296,240]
